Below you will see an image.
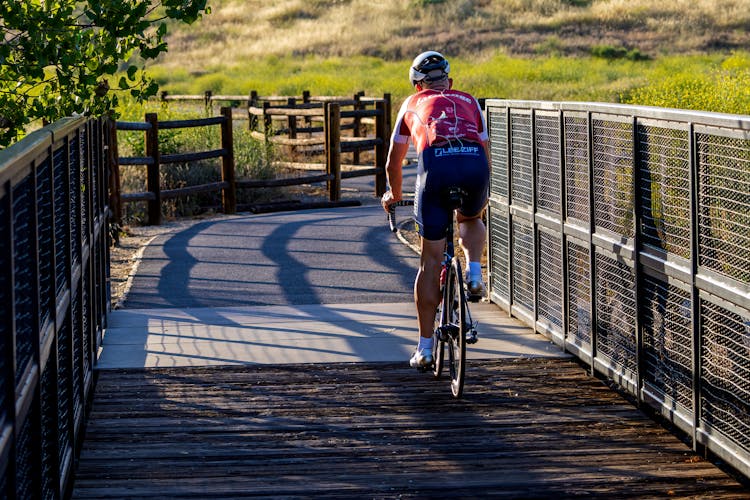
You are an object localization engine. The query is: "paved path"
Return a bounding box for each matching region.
[103,177,563,368]
[120,204,419,309]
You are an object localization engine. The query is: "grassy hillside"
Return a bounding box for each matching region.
[140,0,750,113]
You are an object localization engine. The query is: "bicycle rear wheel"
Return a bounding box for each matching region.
[446,258,467,398]
[433,295,446,379]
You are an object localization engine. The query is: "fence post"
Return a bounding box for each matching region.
[106,118,122,234]
[220,107,237,215]
[302,90,312,131]
[145,113,161,225]
[287,97,297,139]
[262,101,272,136]
[325,102,341,202]
[204,90,213,110]
[352,92,363,165]
[374,97,389,197]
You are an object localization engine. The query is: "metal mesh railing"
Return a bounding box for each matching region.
[41,358,57,498]
[595,251,637,378]
[13,175,34,388]
[637,124,691,258]
[537,230,563,331]
[55,143,71,295]
[38,156,55,327]
[489,210,510,300]
[486,99,750,480]
[564,114,590,225]
[592,116,635,238]
[489,108,509,199]
[512,219,535,314]
[510,111,533,207]
[536,112,562,215]
[700,299,750,454]
[696,130,750,287]
[567,240,592,353]
[0,117,110,497]
[641,272,694,415]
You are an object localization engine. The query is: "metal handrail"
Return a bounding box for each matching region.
[0,117,111,498]
[485,99,750,480]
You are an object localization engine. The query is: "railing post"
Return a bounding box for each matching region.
[145,113,161,225]
[325,102,341,202]
[374,97,389,197]
[688,121,702,453]
[586,110,597,376]
[632,114,644,409]
[220,107,236,215]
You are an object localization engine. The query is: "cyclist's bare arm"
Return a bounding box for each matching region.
[382,140,410,211]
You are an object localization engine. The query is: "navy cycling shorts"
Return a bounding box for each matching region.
[413,142,490,241]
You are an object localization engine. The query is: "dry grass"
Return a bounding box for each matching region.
[158,0,750,74]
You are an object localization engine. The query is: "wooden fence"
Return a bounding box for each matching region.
[112,108,235,226]
[113,92,390,225]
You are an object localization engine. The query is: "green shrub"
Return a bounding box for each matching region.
[591,45,649,61]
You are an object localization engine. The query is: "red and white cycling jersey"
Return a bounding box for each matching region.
[391,89,488,154]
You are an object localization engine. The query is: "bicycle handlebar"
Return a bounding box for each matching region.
[387,199,415,233]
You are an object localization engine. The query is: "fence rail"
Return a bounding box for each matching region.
[0,116,111,498]
[485,99,750,480]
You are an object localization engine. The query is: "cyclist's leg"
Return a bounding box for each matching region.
[455,145,490,296]
[411,148,452,367]
[415,236,444,341]
[456,212,486,264]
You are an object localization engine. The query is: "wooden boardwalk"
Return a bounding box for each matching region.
[73,358,748,499]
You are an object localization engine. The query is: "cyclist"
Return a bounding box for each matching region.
[381,50,490,369]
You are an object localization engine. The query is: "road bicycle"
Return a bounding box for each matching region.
[388,188,479,398]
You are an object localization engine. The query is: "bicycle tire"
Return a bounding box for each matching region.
[433,295,446,380]
[446,258,467,398]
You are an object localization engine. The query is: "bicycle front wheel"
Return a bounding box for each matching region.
[446,258,467,398]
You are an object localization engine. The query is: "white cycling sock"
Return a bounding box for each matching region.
[468,261,482,280]
[417,336,434,350]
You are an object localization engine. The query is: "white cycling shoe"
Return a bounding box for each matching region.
[465,275,487,301]
[409,348,433,369]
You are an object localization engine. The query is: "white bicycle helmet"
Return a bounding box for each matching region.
[409,51,450,86]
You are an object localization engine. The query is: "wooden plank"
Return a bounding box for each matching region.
[72,360,748,498]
